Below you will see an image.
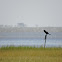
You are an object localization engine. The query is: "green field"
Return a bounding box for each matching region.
[0,46,62,62]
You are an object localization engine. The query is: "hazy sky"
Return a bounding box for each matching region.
[0,0,62,27]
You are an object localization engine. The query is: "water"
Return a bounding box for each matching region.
[0,38,62,47]
[0,32,62,47]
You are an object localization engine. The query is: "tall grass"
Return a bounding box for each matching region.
[0,46,61,50]
[0,46,62,62]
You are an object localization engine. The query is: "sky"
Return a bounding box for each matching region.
[0,0,62,27]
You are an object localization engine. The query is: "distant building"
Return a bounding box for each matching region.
[17,23,26,27]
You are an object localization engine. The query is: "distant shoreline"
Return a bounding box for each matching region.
[0,27,62,32]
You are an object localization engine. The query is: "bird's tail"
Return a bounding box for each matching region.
[49,34,51,35]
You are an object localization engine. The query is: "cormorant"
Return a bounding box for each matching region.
[43,30,51,48]
[44,30,51,35]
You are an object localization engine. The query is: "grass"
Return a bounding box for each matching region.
[0,46,62,62]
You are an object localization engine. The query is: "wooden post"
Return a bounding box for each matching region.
[44,34,47,48]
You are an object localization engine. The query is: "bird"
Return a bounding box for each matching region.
[43,30,51,48]
[44,30,51,35]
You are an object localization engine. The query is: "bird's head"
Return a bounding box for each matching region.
[44,30,45,32]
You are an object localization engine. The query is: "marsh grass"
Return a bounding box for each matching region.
[0,46,61,50]
[0,46,62,62]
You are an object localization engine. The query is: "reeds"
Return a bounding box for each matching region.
[0,46,62,62]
